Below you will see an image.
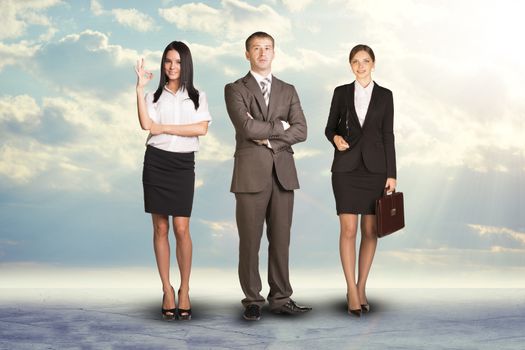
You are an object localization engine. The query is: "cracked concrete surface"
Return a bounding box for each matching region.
[1,289,524,349]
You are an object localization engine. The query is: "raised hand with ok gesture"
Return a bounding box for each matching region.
[135,58,153,89]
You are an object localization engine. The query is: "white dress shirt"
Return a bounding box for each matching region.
[248,71,289,149]
[354,80,374,126]
[250,70,272,98]
[145,86,212,152]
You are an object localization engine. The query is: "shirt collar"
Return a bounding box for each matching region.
[163,85,188,97]
[355,80,374,94]
[250,71,272,85]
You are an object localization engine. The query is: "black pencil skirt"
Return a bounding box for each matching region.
[331,157,386,215]
[142,145,195,217]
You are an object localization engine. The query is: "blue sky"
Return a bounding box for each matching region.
[0,0,524,287]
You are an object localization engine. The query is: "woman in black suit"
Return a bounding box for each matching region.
[325,44,397,317]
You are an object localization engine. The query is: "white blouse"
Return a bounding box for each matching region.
[354,80,374,127]
[145,86,212,152]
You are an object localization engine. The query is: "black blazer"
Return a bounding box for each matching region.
[325,82,396,178]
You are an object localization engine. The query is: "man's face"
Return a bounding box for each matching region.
[245,37,274,74]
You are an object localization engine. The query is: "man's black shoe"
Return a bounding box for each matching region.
[273,299,312,315]
[243,304,261,321]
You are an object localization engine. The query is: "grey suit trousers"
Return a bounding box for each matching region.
[235,170,294,310]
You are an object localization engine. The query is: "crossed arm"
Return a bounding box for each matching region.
[224,83,285,140]
[266,87,307,151]
[224,83,307,152]
[136,86,208,137]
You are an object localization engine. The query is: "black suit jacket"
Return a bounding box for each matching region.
[325,81,396,178]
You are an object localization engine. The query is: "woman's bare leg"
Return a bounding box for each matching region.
[152,214,175,312]
[357,214,378,306]
[339,213,361,310]
[173,216,192,311]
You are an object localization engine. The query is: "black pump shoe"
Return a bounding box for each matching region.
[348,308,362,317]
[346,293,362,317]
[162,288,176,321]
[177,289,192,320]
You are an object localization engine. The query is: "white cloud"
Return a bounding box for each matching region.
[293,147,321,160]
[198,132,234,162]
[159,0,292,42]
[200,220,237,240]
[195,178,204,188]
[0,0,60,40]
[0,95,40,124]
[90,0,103,16]
[32,30,161,93]
[273,47,338,73]
[0,91,144,191]
[490,246,525,253]
[0,141,54,184]
[159,3,222,34]
[200,220,237,233]
[57,29,145,65]
[188,41,244,76]
[111,8,156,32]
[468,224,525,245]
[281,0,314,12]
[90,1,156,32]
[382,246,525,271]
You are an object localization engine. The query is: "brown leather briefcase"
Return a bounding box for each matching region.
[375,190,405,237]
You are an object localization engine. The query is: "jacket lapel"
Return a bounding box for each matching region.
[346,82,362,130]
[242,72,268,120]
[267,76,281,121]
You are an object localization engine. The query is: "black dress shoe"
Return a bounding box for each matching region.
[243,304,261,321]
[273,299,312,315]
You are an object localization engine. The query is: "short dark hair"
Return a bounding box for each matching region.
[153,41,199,110]
[349,44,375,62]
[245,31,274,51]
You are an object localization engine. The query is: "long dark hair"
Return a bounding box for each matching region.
[153,41,199,110]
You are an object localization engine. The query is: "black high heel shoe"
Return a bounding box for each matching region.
[162,288,176,321]
[361,304,370,313]
[346,293,362,317]
[177,289,192,320]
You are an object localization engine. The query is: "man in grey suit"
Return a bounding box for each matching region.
[224,31,311,321]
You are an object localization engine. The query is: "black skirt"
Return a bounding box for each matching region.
[331,156,386,215]
[142,145,195,217]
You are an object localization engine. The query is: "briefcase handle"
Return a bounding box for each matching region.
[381,188,400,216]
[383,188,396,196]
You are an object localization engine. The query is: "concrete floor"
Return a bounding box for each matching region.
[0,288,524,349]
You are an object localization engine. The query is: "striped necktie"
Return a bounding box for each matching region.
[260,78,270,106]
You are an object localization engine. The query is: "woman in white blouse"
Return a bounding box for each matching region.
[135,41,211,321]
[324,45,397,317]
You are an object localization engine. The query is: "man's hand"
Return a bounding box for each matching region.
[253,139,269,146]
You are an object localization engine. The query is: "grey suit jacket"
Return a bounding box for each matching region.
[225,72,307,193]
